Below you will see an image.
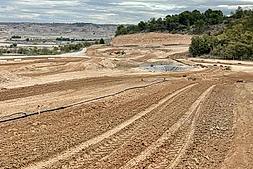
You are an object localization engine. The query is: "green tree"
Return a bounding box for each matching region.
[115,25,126,36]
[191,10,204,23]
[179,11,191,25]
[156,17,166,31]
[234,6,244,19]
[138,21,147,31]
[189,35,217,57]
[99,38,105,44]
[194,19,205,34]
[190,8,253,60]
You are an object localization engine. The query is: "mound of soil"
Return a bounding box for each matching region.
[110,33,192,47]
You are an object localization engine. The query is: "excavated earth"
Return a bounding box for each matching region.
[0,33,253,169]
[1,69,252,169]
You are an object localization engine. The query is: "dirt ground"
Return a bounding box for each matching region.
[110,32,192,47]
[0,33,252,169]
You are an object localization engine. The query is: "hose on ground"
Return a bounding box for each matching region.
[0,79,167,123]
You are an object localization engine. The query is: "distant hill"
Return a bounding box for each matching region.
[0,22,118,40]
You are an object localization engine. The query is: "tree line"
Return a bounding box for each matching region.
[55,37,100,42]
[0,37,107,56]
[189,7,253,60]
[115,9,225,36]
[0,42,92,56]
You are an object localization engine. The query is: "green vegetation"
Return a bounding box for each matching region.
[11,35,21,39]
[0,41,92,56]
[56,37,102,42]
[99,38,105,44]
[189,7,253,60]
[94,38,105,44]
[0,36,107,56]
[114,7,252,60]
[56,37,88,41]
[115,9,225,36]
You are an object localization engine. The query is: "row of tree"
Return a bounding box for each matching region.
[55,37,97,42]
[11,35,21,39]
[189,8,253,60]
[115,9,225,36]
[55,37,105,44]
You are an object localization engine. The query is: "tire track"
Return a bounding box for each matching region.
[61,84,197,168]
[25,83,197,169]
[175,84,235,169]
[120,85,215,169]
[149,89,213,169]
[166,115,196,169]
[69,83,209,169]
[165,102,205,169]
[147,115,194,169]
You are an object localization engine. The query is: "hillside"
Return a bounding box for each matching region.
[114,7,252,61]
[115,9,225,36]
[189,7,253,60]
[110,32,191,47]
[0,22,117,40]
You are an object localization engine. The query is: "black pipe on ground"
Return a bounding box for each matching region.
[0,79,167,123]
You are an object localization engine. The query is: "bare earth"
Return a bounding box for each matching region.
[0,33,252,169]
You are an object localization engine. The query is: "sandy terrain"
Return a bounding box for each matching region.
[188,58,253,72]
[110,32,192,47]
[0,33,252,169]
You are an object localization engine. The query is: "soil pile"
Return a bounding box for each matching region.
[110,33,192,47]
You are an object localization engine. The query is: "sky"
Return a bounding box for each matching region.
[0,0,253,24]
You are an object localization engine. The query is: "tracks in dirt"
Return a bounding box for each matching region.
[71,84,213,169]
[24,82,216,169]
[0,76,121,101]
[0,76,225,169]
[121,85,215,169]
[26,83,197,169]
[0,79,167,123]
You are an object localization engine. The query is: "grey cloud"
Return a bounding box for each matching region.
[0,0,252,23]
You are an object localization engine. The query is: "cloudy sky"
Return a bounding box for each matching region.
[0,0,252,24]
